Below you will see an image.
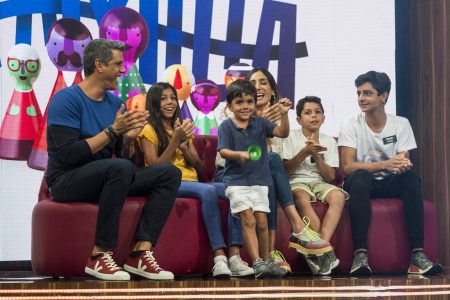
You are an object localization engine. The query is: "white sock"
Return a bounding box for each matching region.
[214,255,228,264]
[229,253,239,262]
[292,231,302,238]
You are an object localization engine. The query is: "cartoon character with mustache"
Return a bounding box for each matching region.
[27,18,92,170]
[46,18,92,73]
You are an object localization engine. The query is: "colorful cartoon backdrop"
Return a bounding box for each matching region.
[0,0,395,260]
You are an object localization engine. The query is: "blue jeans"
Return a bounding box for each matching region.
[267,152,295,230]
[177,181,243,251]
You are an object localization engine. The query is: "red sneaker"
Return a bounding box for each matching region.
[124,250,174,280]
[85,251,130,281]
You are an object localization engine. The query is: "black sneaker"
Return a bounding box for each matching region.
[407,251,443,275]
[318,251,340,276]
[350,251,372,276]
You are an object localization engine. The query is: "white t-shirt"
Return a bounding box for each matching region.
[338,113,417,179]
[282,130,339,184]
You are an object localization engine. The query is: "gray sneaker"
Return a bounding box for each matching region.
[269,250,292,273]
[305,255,320,275]
[350,251,372,276]
[266,258,288,278]
[253,259,271,279]
[318,251,340,276]
[408,251,443,275]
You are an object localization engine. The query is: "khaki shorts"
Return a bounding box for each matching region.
[290,180,349,203]
[225,185,270,217]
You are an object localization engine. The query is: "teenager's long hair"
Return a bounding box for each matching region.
[145,82,181,156]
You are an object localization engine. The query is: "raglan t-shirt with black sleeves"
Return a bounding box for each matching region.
[338,112,417,180]
[46,85,123,185]
[218,117,276,188]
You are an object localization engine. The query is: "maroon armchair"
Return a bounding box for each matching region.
[32,135,226,277]
[31,135,439,277]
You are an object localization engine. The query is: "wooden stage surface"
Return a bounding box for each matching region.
[0,267,449,299]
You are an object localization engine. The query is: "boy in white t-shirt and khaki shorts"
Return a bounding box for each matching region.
[283,96,349,276]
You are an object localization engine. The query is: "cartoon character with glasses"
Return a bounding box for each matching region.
[0,43,42,160]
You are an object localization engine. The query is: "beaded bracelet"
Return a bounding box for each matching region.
[103,127,115,140]
[108,126,119,138]
[103,126,119,140]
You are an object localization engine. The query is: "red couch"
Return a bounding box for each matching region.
[31,135,438,277]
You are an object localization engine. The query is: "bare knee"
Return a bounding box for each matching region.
[293,189,313,213]
[240,210,256,228]
[326,190,346,209]
[254,212,268,233]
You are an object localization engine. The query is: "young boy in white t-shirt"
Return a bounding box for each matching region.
[283,96,348,276]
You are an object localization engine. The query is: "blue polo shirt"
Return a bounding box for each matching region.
[218,117,276,187]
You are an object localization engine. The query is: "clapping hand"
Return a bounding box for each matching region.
[277,98,292,115]
[262,102,281,122]
[174,118,195,145]
[261,98,292,122]
[304,133,327,155]
[112,105,149,140]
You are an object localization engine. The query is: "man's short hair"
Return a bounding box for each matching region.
[296,96,324,117]
[355,71,391,96]
[226,79,257,104]
[83,38,126,76]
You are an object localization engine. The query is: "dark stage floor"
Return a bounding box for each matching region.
[0,267,449,299]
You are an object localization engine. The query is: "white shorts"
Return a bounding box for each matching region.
[225,185,270,217]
